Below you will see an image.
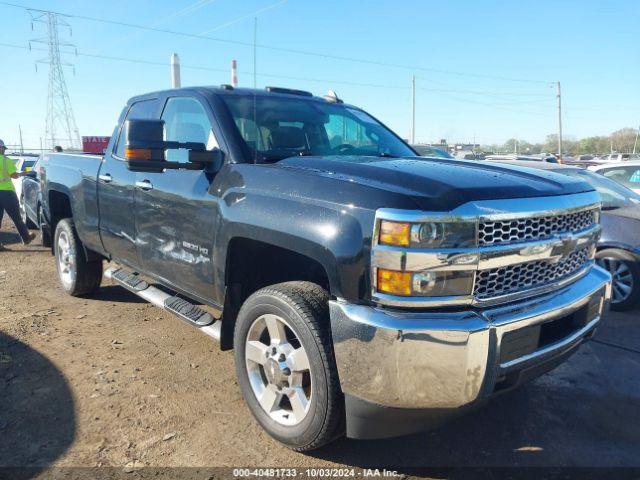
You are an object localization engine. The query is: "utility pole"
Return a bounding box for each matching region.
[170,53,181,88]
[556,81,563,160]
[18,125,24,154]
[633,125,639,154]
[231,59,238,87]
[253,17,258,88]
[30,12,81,151]
[411,75,416,144]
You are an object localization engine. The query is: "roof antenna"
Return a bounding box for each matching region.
[324,90,343,104]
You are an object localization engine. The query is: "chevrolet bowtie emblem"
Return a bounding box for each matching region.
[550,234,579,261]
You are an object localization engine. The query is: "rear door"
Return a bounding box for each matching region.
[21,158,40,222]
[134,95,222,301]
[98,98,160,269]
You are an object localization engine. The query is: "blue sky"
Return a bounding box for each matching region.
[1,0,638,150]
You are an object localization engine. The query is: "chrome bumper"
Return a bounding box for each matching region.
[330,266,611,410]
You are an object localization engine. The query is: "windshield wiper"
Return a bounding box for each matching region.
[377,152,398,158]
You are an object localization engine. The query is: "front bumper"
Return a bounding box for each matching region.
[330,266,611,439]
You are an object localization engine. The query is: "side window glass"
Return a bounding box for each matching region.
[325,114,377,150]
[161,97,216,163]
[114,99,160,158]
[628,169,640,183]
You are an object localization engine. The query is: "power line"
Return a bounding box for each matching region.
[0,1,551,84]
[1,42,405,89]
[194,0,287,36]
[418,86,552,99]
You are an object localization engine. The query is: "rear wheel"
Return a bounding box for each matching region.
[596,249,640,311]
[234,282,344,451]
[54,218,102,296]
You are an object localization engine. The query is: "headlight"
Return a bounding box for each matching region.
[379,220,476,248]
[377,268,475,297]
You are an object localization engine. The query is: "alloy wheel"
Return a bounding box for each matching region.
[244,313,312,426]
[57,230,76,289]
[597,257,634,304]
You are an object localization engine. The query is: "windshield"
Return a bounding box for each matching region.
[557,168,640,209]
[221,95,415,163]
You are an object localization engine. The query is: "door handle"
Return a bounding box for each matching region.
[98,173,112,183]
[135,180,154,191]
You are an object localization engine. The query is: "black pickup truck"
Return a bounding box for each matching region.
[40,86,611,450]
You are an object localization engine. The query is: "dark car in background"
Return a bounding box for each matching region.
[487,159,640,310]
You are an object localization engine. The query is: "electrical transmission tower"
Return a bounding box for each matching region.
[30,12,81,150]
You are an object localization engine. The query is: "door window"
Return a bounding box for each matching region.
[161,97,217,163]
[114,99,160,158]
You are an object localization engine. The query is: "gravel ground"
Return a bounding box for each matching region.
[1,224,639,474]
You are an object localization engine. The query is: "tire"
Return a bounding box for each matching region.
[596,248,640,311]
[54,218,102,297]
[20,197,36,230]
[234,281,344,451]
[38,205,52,248]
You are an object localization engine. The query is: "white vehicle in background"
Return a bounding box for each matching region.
[593,153,640,164]
[589,161,640,194]
[9,154,39,201]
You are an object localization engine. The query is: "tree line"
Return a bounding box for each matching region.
[486,127,639,156]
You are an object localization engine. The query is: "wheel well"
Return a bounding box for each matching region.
[48,190,73,231]
[220,237,331,350]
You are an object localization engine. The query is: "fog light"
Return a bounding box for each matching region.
[377,268,412,296]
[377,269,475,297]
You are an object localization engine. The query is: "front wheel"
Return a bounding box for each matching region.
[596,249,640,311]
[234,282,344,451]
[54,219,102,296]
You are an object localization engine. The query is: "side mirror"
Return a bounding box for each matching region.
[124,119,168,172]
[189,148,224,172]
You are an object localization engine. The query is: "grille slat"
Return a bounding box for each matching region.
[479,209,596,247]
[474,247,591,299]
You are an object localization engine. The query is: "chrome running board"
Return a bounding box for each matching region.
[104,266,221,341]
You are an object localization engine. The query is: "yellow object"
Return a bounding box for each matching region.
[125,148,152,160]
[379,220,410,247]
[0,154,17,191]
[377,268,412,296]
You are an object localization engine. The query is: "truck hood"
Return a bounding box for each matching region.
[276,156,594,211]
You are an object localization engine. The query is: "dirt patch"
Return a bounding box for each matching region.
[1,224,639,470]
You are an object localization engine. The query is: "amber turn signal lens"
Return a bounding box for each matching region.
[379,221,411,247]
[125,148,152,161]
[377,268,412,296]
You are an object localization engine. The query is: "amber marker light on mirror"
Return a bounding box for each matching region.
[125,148,152,160]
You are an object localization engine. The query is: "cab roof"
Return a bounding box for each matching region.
[127,85,345,106]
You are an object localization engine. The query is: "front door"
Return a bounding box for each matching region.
[135,96,221,301]
[98,98,160,268]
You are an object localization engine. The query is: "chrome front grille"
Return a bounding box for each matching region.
[474,246,592,299]
[479,208,597,247]
[371,192,602,309]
